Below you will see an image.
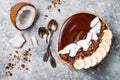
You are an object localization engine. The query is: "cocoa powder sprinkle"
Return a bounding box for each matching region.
[5,48,32,76]
[15,51,18,53]
[45,15,48,17]
[9,72,13,76]
[58,9,60,12]
[26,68,29,70]
[21,64,25,68]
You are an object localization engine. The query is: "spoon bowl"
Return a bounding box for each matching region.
[48,19,58,32]
[38,27,49,43]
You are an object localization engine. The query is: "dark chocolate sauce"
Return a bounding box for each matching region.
[58,13,96,51]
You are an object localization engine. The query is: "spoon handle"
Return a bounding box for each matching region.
[48,47,57,68]
[43,32,53,62]
[47,32,53,48]
[48,32,57,68]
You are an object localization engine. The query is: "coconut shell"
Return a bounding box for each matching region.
[10,2,36,31]
[56,11,112,67]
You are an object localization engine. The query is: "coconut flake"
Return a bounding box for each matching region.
[82,45,89,51]
[30,36,37,47]
[69,49,77,57]
[81,42,91,51]
[77,40,86,46]
[90,17,100,28]
[92,33,98,40]
[58,43,77,54]
[64,43,77,51]
[9,34,25,48]
[58,49,69,54]
[90,21,101,34]
[75,45,81,52]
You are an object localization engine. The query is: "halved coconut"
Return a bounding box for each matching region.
[10,2,37,31]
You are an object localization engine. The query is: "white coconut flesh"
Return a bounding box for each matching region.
[16,5,36,30]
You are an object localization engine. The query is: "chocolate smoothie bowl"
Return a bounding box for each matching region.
[57,12,112,70]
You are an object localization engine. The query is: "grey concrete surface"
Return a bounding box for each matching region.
[0,0,120,80]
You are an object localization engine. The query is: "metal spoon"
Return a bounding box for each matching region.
[45,19,58,67]
[38,27,49,43]
[38,27,50,62]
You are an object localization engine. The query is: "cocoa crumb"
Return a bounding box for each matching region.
[28,48,31,51]
[16,56,20,61]
[23,57,28,61]
[47,0,61,12]
[24,50,29,56]
[29,60,31,62]
[44,15,48,20]
[6,48,32,76]
[14,55,16,57]
[47,5,52,10]
[15,51,18,54]
[21,64,25,68]
[9,72,13,76]
[5,66,9,69]
[53,1,57,8]
[8,63,12,67]
[58,9,60,13]
[45,15,48,17]
[26,68,29,70]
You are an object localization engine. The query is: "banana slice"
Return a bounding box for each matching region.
[74,59,84,70]
[102,30,112,46]
[97,47,106,58]
[93,52,102,63]
[83,57,91,69]
[90,56,97,67]
[99,42,110,53]
[103,30,112,39]
[102,37,111,46]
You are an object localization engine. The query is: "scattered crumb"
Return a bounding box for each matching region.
[21,64,25,68]
[28,48,31,51]
[46,0,61,20]
[13,55,16,58]
[52,0,57,8]
[58,9,60,13]
[5,48,32,77]
[45,15,48,17]
[15,51,18,53]
[23,57,28,61]
[44,15,49,20]
[9,72,13,76]
[47,5,52,11]
[52,0,61,8]
[26,68,29,70]
[5,66,9,69]
[29,60,31,62]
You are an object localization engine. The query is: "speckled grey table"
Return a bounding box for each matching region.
[0,0,120,80]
